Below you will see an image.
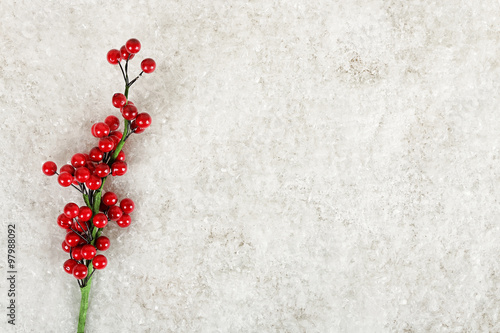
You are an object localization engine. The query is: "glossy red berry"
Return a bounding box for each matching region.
[58,172,74,187]
[111,161,127,176]
[65,232,83,247]
[99,202,109,212]
[141,58,156,73]
[85,175,102,190]
[86,162,96,174]
[89,147,104,162]
[93,213,108,228]
[78,206,92,222]
[120,198,135,214]
[72,245,84,260]
[125,38,141,54]
[110,131,123,140]
[120,45,135,61]
[63,259,78,274]
[105,116,120,132]
[60,164,75,175]
[73,220,89,232]
[57,213,72,229]
[64,202,79,219]
[71,153,87,168]
[92,255,108,270]
[107,49,121,65]
[73,263,88,279]
[108,206,123,221]
[112,93,127,108]
[74,167,91,183]
[116,213,131,228]
[93,122,111,138]
[131,121,146,134]
[109,134,121,147]
[121,104,138,120]
[95,163,111,178]
[81,244,97,260]
[102,192,118,206]
[42,161,57,176]
[62,240,71,253]
[116,151,126,162]
[95,236,110,251]
[135,113,152,128]
[99,137,115,153]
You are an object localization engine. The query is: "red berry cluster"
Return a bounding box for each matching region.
[42,38,154,288]
[58,194,134,280]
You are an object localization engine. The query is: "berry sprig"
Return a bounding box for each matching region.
[42,38,155,333]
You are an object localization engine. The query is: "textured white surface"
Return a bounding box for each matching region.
[1,0,500,332]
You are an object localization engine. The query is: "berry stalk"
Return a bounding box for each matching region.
[43,37,155,332]
[77,284,91,333]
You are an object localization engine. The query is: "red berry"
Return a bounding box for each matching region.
[116,213,131,228]
[62,240,71,253]
[81,244,97,260]
[95,236,110,251]
[108,206,123,221]
[73,220,89,232]
[73,263,88,279]
[107,49,121,65]
[42,161,57,176]
[112,93,127,108]
[58,172,74,187]
[93,122,110,138]
[78,206,92,222]
[125,38,141,54]
[89,147,104,162]
[120,45,135,61]
[92,255,108,270]
[86,162,96,174]
[121,104,138,120]
[111,161,127,176]
[63,259,78,274]
[71,153,87,168]
[64,203,79,219]
[93,213,108,228]
[102,192,118,206]
[110,131,123,140]
[72,245,84,261]
[141,58,156,73]
[105,115,120,131]
[116,151,126,162]
[95,163,111,178]
[131,121,146,134]
[109,134,121,147]
[57,213,72,229]
[99,137,115,153]
[65,232,83,247]
[60,164,75,175]
[74,167,91,183]
[120,198,135,214]
[99,202,108,212]
[85,175,102,190]
[135,113,152,128]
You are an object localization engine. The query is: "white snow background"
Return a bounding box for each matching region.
[1,0,500,332]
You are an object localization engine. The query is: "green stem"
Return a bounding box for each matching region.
[83,194,90,208]
[77,283,91,333]
[76,58,133,332]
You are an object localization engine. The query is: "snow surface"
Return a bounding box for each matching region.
[1,0,500,332]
